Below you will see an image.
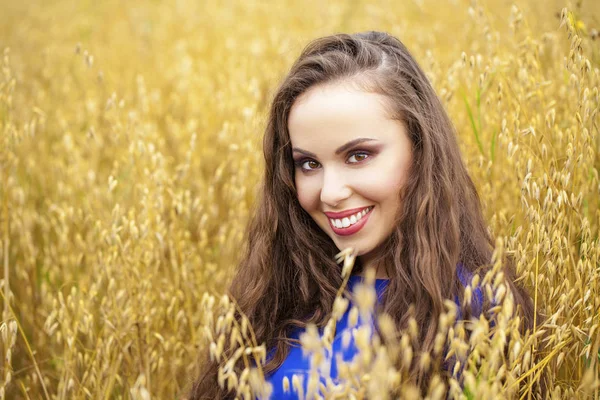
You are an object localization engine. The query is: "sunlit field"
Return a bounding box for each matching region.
[0,0,599,398]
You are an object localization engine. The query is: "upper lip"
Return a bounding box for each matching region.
[324,206,372,219]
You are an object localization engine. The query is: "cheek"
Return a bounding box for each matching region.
[295,174,320,212]
[358,163,406,202]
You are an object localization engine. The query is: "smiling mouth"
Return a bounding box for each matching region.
[328,206,374,230]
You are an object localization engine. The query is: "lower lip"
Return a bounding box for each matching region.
[328,207,373,236]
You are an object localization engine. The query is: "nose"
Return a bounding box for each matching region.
[320,167,352,207]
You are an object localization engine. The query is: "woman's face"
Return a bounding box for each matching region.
[288,82,413,268]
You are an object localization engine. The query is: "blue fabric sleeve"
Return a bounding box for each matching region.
[262,264,502,399]
[263,276,388,399]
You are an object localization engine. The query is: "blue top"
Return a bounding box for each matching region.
[263,263,484,399]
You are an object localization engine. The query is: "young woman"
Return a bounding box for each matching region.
[188,31,535,399]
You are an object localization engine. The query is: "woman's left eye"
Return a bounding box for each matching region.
[348,152,370,163]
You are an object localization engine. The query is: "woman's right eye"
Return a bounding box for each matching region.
[299,160,320,171]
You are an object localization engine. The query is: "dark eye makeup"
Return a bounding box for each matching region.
[293,149,373,172]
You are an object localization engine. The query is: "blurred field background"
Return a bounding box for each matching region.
[0,0,599,398]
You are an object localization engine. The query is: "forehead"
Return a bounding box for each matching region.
[287,83,397,146]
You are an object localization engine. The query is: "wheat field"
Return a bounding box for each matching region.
[0,0,599,398]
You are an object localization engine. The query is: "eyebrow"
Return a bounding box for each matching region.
[292,138,378,158]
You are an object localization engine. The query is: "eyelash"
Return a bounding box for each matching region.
[294,151,372,172]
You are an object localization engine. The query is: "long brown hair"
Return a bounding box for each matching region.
[187,31,536,399]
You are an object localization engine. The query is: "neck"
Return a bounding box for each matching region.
[356,241,391,280]
[356,257,389,279]
[365,268,389,280]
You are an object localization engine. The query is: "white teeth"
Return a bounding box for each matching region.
[330,206,373,229]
